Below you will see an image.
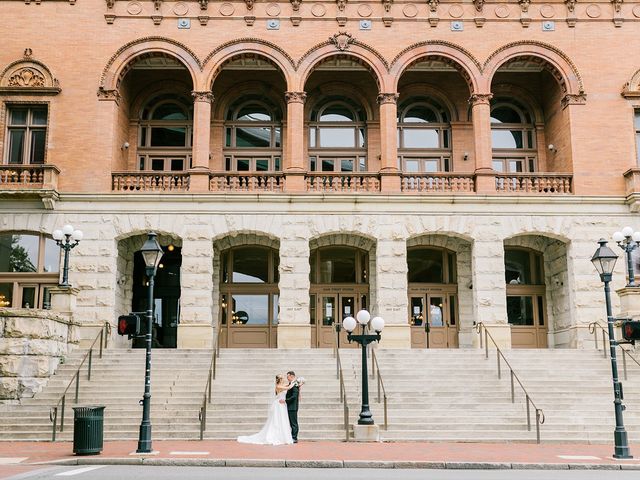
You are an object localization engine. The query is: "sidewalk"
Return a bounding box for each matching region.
[1,441,640,470]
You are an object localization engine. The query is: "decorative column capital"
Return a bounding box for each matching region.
[192,91,215,103]
[285,91,307,104]
[97,87,121,103]
[561,92,587,109]
[377,92,399,105]
[468,93,493,106]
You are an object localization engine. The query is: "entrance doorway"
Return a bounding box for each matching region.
[311,289,368,348]
[131,245,181,348]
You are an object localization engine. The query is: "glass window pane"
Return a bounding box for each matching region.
[321,296,336,325]
[21,286,36,309]
[318,247,356,283]
[274,157,281,171]
[237,106,271,121]
[310,294,316,325]
[492,160,504,172]
[30,130,46,164]
[232,246,270,283]
[429,297,444,327]
[443,157,450,172]
[309,157,316,171]
[225,128,232,147]
[443,130,450,149]
[0,234,39,272]
[449,295,456,326]
[237,159,250,171]
[150,127,186,147]
[635,110,640,130]
[492,130,523,149]
[43,238,59,273]
[272,294,279,325]
[221,294,228,324]
[309,128,316,148]
[256,159,269,172]
[274,127,281,148]
[319,128,356,148]
[10,108,28,125]
[407,248,443,283]
[231,294,269,325]
[225,157,231,171]
[139,127,147,147]
[491,106,521,124]
[507,296,534,326]
[320,105,354,122]
[537,295,544,326]
[236,126,270,148]
[410,297,424,326]
[31,109,48,125]
[42,286,52,310]
[508,160,524,173]
[139,157,145,170]
[0,283,13,307]
[505,249,532,284]
[151,159,164,171]
[341,159,353,172]
[321,159,334,172]
[359,157,366,171]
[405,160,420,172]
[424,159,439,172]
[8,129,25,164]
[152,103,187,120]
[403,129,439,148]
[404,105,438,123]
[359,128,365,148]
[170,159,184,171]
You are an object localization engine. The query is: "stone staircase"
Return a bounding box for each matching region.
[0,349,211,441]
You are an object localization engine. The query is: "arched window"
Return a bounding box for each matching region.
[224,98,282,172]
[138,94,193,171]
[491,99,536,173]
[0,232,59,309]
[308,97,367,172]
[398,98,452,172]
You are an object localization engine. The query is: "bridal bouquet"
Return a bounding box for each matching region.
[295,376,305,387]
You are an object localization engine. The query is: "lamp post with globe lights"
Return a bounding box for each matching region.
[612,227,640,287]
[52,225,83,287]
[342,310,384,425]
[591,238,632,459]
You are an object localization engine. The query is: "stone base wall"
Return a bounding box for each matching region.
[0,309,79,401]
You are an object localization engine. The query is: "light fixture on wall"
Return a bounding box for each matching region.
[463,152,469,161]
[548,144,557,153]
[121,142,130,150]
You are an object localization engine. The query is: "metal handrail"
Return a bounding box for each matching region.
[49,322,111,441]
[589,321,640,380]
[198,323,222,440]
[475,322,545,443]
[370,347,388,430]
[333,327,351,441]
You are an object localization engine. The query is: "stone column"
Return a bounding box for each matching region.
[374,238,410,348]
[471,238,510,348]
[469,93,495,194]
[377,93,401,193]
[190,91,214,192]
[178,235,214,348]
[284,91,307,192]
[277,237,311,348]
[96,88,122,192]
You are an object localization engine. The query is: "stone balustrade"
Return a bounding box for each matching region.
[401,173,476,193]
[305,173,381,193]
[209,173,285,192]
[111,172,190,192]
[0,165,59,190]
[495,173,573,194]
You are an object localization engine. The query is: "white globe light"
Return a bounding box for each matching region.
[613,231,624,243]
[343,316,357,333]
[633,231,640,243]
[356,309,371,325]
[52,229,63,241]
[370,316,385,332]
[72,230,83,242]
[622,226,634,238]
[62,224,74,236]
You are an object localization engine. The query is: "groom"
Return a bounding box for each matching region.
[286,371,299,443]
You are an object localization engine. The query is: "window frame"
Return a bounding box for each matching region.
[491,100,537,173]
[3,103,49,165]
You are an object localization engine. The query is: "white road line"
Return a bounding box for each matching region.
[55,466,106,476]
[169,451,210,455]
[0,457,28,464]
[557,455,601,460]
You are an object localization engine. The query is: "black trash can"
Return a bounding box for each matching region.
[72,406,105,455]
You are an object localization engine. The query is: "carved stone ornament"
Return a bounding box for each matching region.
[329,31,354,51]
[382,0,392,13]
[245,0,255,11]
[336,0,347,12]
[377,93,399,105]
[192,91,214,103]
[285,91,307,104]
[0,50,61,95]
[468,93,493,106]
[564,0,576,13]
[8,68,45,87]
[199,0,208,10]
[561,93,587,109]
[611,0,622,13]
[427,0,439,13]
[154,0,162,11]
[518,0,531,13]
[290,0,302,11]
[105,0,114,8]
[96,87,121,102]
[473,0,484,13]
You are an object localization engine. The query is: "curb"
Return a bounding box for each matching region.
[38,458,640,470]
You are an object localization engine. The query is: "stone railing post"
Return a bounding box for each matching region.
[469,93,496,194]
[190,91,214,192]
[284,91,307,192]
[378,93,401,193]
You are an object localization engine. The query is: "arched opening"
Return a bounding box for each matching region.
[491,98,536,174]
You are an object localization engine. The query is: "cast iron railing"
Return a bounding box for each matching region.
[369,347,388,430]
[333,327,351,441]
[198,324,221,440]
[589,321,640,380]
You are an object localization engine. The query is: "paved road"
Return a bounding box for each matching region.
[4,466,640,480]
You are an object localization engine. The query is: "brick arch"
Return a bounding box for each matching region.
[389,42,482,95]
[212,231,281,251]
[100,37,202,92]
[483,42,584,96]
[309,232,376,252]
[397,83,461,122]
[203,39,295,91]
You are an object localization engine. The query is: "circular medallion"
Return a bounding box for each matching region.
[357,4,372,17]
[448,4,464,18]
[586,4,601,18]
[126,1,142,15]
[219,2,234,16]
[403,3,418,17]
[634,4,640,17]
[266,3,281,16]
[173,2,188,15]
[494,5,510,18]
[539,4,555,18]
[311,3,326,17]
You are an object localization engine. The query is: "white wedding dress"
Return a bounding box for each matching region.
[237,390,293,445]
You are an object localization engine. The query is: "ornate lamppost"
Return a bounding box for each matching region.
[342,310,384,425]
[136,232,163,454]
[612,227,640,287]
[52,224,83,287]
[591,238,633,459]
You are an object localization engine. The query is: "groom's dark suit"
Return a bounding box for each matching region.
[285,382,299,442]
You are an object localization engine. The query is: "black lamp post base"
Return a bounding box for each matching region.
[614,430,633,459]
[136,424,152,453]
[358,411,374,426]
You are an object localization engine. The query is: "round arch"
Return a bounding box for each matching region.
[100,37,202,92]
[308,231,377,252]
[212,81,286,120]
[129,80,193,120]
[306,81,376,121]
[390,42,482,94]
[212,231,281,251]
[397,83,460,122]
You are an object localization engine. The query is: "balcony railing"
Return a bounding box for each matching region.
[111,172,190,192]
[0,164,59,189]
[209,173,285,192]
[401,173,475,193]
[495,173,573,194]
[305,173,381,193]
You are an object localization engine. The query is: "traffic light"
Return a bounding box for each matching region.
[621,320,640,343]
[117,314,140,336]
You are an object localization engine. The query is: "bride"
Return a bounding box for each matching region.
[237,374,294,445]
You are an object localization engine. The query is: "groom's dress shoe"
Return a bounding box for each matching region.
[293,439,298,443]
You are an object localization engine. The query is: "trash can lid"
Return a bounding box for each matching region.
[72,405,106,410]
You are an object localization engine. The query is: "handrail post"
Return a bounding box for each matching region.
[602,331,607,358]
[479,324,484,349]
[99,329,104,359]
[208,370,212,403]
[593,325,598,350]
[526,395,531,431]
[484,330,488,359]
[60,395,66,432]
[51,407,57,441]
[371,349,375,379]
[74,371,80,403]
[377,373,381,403]
[384,396,388,430]
[497,352,501,379]
[87,349,93,381]
[510,370,515,403]
[536,409,541,444]
[622,350,628,381]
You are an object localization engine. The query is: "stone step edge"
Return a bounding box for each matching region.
[37,458,640,470]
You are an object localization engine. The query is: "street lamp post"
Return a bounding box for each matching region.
[136,232,163,454]
[342,310,384,425]
[52,225,83,287]
[591,238,633,459]
[612,227,640,287]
